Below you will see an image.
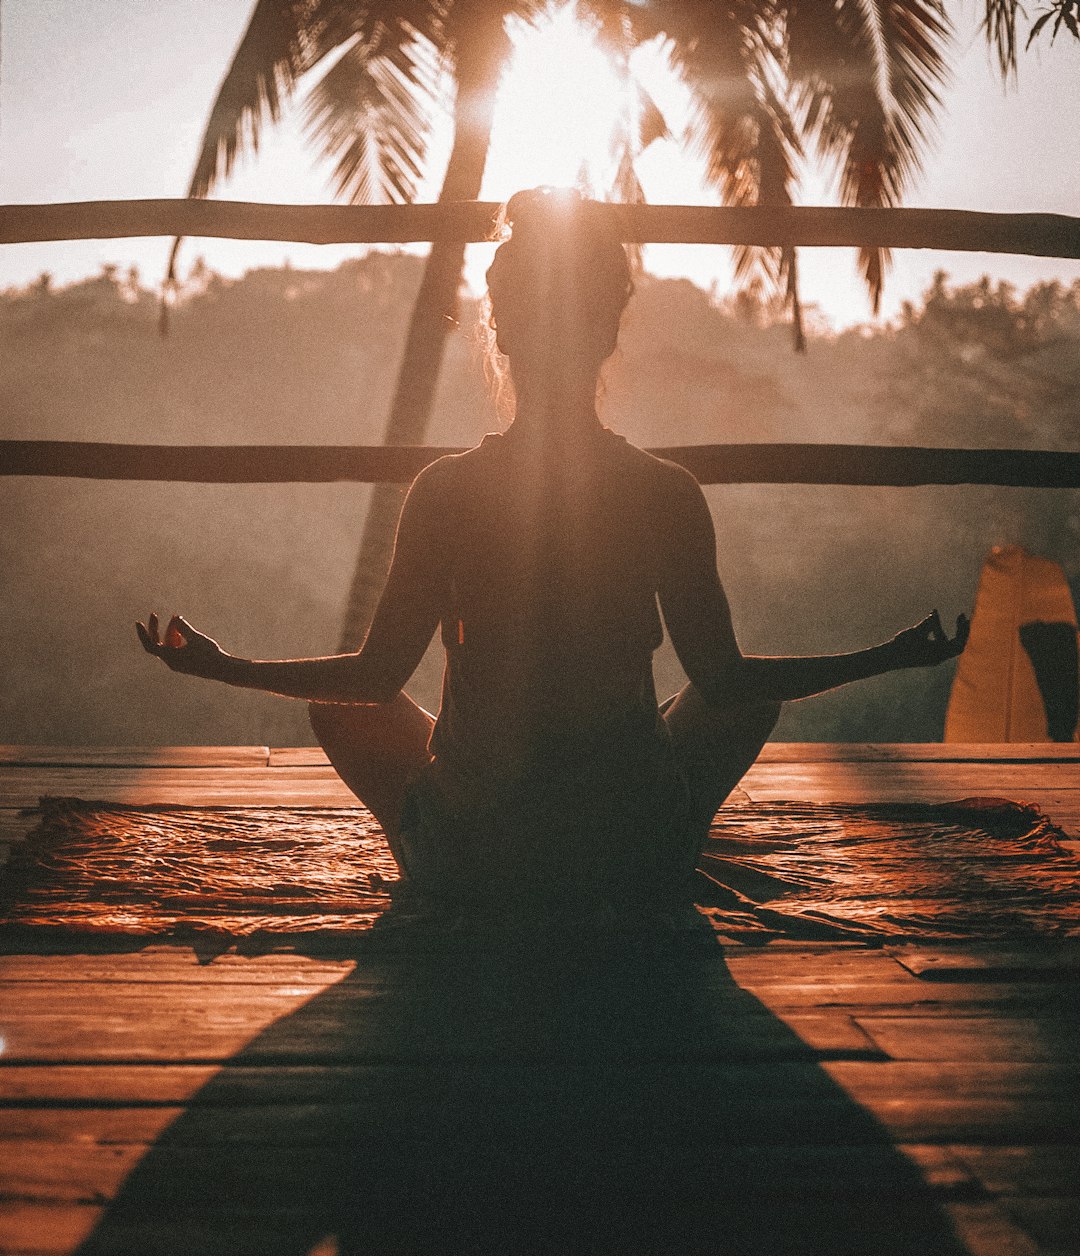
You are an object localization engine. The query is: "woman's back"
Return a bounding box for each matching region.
[427,423,686,791]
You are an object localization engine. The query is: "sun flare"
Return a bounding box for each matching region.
[481,7,632,201]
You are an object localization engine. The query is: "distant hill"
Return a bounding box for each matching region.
[2,256,1077,745]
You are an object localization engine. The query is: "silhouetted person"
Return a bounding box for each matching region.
[138,188,968,917]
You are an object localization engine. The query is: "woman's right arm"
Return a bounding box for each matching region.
[656,468,967,707]
[137,462,449,704]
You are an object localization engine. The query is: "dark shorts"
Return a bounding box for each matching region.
[399,717,698,912]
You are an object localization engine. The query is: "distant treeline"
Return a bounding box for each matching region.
[2,256,1078,745]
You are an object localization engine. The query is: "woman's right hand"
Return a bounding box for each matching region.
[136,612,226,679]
[889,610,970,669]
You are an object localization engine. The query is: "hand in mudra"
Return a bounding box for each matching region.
[136,612,225,679]
[891,610,970,669]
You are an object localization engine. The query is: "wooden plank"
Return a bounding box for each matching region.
[0,1139,977,1203]
[0,1202,317,1256]
[950,1144,1080,1196]
[726,949,920,984]
[742,981,1079,1015]
[0,766,363,808]
[825,1061,1080,1102]
[893,947,1080,983]
[268,748,328,767]
[5,1059,1079,1107]
[266,743,1080,767]
[757,743,1080,763]
[0,1152,1003,1256]
[3,1198,1036,1256]
[0,948,913,989]
[1000,1197,1080,1254]
[7,439,1080,489]
[0,1143,359,1207]
[0,952,356,985]
[0,1204,100,1256]
[1,922,1075,1256]
[741,763,1080,792]
[0,1064,223,1105]
[854,1015,1080,1063]
[0,746,270,767]
[727,952,1080,1011]
[3,1087,1077,1149]
[4,199,1079,256]
[0,811,35,843]
[0,991,878,1064]
[3,751,1077,812]
[942,1202,1041,1256]
[4,762,1078,813]
[849,1100,1080,1145]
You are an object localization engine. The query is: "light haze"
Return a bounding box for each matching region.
[1,0,1077,327]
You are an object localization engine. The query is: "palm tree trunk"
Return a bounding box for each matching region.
[337,21,508,651]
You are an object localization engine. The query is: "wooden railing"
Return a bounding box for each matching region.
[3,199,1079,257]
[3,199,1077,489]
[2,441,1078,487]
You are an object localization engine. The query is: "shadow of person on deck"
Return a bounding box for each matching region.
[73,932,973,1256]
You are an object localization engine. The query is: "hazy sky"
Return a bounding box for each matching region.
[1,0,1077,327]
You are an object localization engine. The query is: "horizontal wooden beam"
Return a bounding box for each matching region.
[2,441,1078,488]
[2,200,1079,258]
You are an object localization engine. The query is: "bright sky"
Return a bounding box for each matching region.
[1,0,1078,328]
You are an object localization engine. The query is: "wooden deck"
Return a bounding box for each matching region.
[0,744,1078,1255]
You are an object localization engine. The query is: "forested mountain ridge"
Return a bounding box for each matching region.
[3,256,1077,744]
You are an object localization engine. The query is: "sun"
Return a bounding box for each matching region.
[472,11,890,330]
[481,6,631,201]
[471,8,741,309]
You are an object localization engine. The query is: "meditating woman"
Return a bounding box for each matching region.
[138,188,967,917]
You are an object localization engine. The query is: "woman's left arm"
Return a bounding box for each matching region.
[136,463,449,704]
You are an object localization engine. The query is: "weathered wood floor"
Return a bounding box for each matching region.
[0,743,1078,1256]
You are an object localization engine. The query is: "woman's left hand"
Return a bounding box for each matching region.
[890,610,970,669]
[136,612,226,679]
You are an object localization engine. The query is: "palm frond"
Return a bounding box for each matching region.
[666,9,804,343]
[166,0,338,316]
[788,0,950,311]
[982,0,1020,75]
[636,81,671,149]
[185,0,346,200]
[303,30,440,204]
[731,74,806,350]
[165,0,448,308]
[1026,0,1080,48]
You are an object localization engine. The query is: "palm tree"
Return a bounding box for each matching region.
[174,0,1067,649]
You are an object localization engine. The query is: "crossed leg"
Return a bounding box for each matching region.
[307,694,434,872]
[309,686,780,880]
[661,684,781,837]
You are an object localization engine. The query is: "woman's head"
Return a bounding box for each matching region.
[485,188,633,398]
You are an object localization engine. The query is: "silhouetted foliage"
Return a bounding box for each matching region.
[1,258,1077,745]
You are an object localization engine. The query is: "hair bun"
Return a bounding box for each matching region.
[484,187,634,376]
[504,186,586,235]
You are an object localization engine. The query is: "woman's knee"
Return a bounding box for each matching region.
[309,696,435,767]
[307,699,344,743]
[307,700,376,753]
[668,685,781,733]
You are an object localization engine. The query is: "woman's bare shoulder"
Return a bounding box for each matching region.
[404,435,507,523]
[610,434,702,502]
